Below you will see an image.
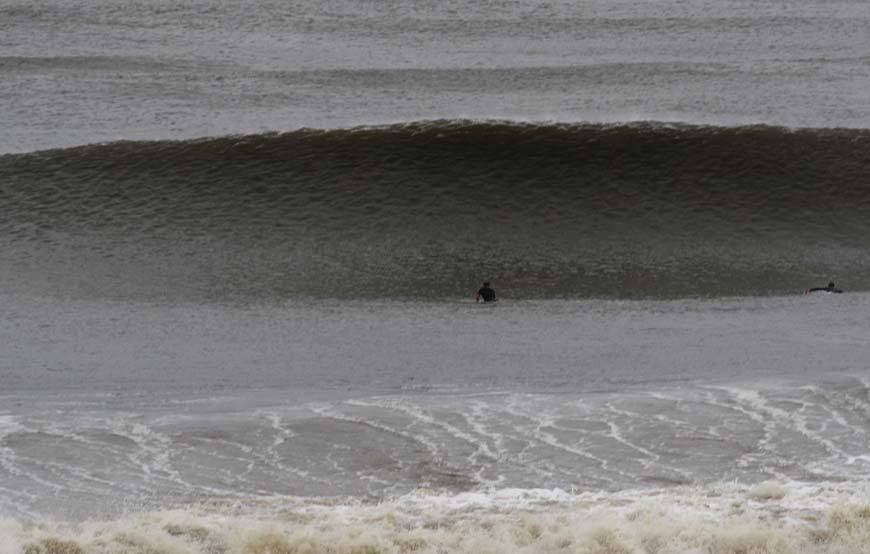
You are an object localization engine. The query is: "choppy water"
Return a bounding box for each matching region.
[3,0,870,552]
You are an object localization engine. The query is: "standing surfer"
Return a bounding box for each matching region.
[476,281,497,303]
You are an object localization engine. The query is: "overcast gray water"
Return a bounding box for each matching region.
[3,0,870,153]
[3,1,870,552]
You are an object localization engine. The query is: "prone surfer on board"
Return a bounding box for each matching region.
[476,281,497,303]
[805,281,843,294]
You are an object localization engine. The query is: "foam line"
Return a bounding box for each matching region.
[5,482,870,554]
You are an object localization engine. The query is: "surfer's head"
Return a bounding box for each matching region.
[483,281,491,287]
[828,282,836,288]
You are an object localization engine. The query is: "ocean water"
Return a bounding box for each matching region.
[3,0,870,153]
[3,0,870,552]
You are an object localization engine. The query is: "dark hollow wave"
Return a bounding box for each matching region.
[2,120,870,301]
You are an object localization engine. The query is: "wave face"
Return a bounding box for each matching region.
[2,121,870,301]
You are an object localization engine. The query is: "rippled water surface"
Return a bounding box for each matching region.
[4,0,870,551]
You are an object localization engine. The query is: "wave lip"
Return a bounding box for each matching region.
[2,120,870,301]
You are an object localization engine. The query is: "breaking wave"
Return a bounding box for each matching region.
[2,120,869,301]
[6,484,870,554]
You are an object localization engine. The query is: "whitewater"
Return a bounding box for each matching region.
[3,294,870,552]
[3,0,870,552]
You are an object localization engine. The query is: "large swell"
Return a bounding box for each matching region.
[2,120,870,301]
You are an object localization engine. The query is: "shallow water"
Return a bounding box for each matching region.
[2,294,869,524]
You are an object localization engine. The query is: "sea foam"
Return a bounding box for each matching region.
[5,483,870,554]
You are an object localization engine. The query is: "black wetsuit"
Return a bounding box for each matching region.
[808,286,842,293]
[477,287,497,302]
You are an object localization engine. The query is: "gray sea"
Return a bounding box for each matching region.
[2,1,870,552]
